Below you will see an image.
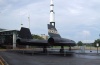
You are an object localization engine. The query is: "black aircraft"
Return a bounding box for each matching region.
[16,23,76,53]
[48,22,76,53]
[16,27,49,53]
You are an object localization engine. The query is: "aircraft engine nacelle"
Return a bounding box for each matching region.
[16,39,21,44]
[48,37,61,45]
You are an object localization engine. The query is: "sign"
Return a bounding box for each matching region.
[96,43,99,47]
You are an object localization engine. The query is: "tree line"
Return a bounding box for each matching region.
[32,34,44,40]
[77,39,100,47]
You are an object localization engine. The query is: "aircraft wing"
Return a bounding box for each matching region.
[53,42,76,46]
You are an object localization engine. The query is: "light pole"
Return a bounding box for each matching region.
[96,43,99,54]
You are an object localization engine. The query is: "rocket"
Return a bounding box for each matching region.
[50,0,55,27]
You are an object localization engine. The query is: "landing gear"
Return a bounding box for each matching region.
[60,46,64,53]
[43,46,47,53]
[69,46,71,51]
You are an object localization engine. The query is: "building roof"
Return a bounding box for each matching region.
[0,28,19,32]
[0,28,6,32]
[0,29,5,30]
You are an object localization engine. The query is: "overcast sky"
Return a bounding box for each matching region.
[0,0,100,43]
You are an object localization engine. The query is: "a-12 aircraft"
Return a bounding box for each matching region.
[16,22,76,53]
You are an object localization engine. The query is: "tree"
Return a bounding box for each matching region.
[32,34,44,40]
[93,39,100,47]
[77,41,83,46]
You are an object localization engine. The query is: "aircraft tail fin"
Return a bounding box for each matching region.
[48,23,61,38]
[18,27,33,39]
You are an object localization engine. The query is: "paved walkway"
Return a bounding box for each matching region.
[0,51,100,65]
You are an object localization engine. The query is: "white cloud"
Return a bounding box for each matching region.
[82,30,91,36]
[0,0,5,5]
[0,0,100,42]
